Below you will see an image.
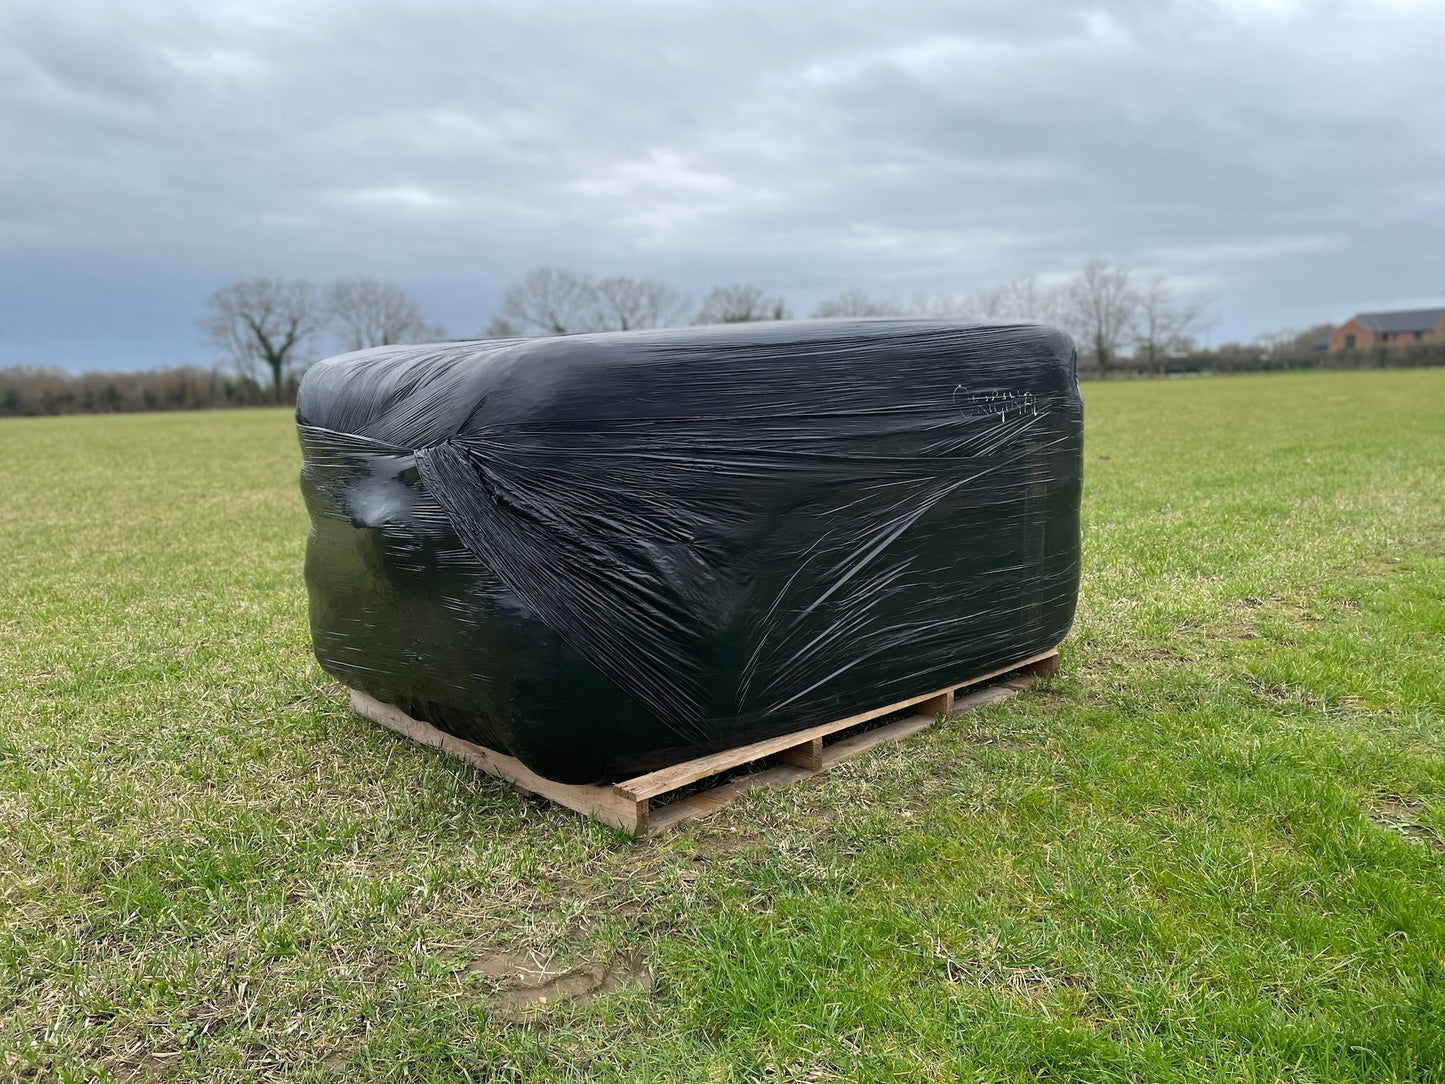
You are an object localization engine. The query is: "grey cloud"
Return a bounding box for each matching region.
[1,0,1442,369]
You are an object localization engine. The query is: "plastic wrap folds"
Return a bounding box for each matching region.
[297,320,1082,784]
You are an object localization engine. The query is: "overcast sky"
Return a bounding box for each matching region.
[3,0,1443,371]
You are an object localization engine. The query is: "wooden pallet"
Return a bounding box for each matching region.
[349,648,1059,835]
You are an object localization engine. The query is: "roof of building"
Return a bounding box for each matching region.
[1352,307,1445,333]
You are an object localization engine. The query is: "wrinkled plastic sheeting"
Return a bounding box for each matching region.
[297,320,1082,785]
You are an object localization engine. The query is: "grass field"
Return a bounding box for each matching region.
[2,369,1443,1082]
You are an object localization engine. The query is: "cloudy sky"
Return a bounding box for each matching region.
[3,0,1443,370]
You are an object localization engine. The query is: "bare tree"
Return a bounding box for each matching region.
[594,275,687,330]
[995,274,1070,324]
[1131,276,1206,372]
[901,291,972,318]
[483,316,522,338]
[204,278,324,403]
[811,289,901,318]
[693,284,791,325]
[898,275,1068,323]
[326,278,444,351]
[498,266,603,335]
[491,267,688,336]
[1066,260,1137,375]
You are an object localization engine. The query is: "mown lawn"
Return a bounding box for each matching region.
[2,369,1443,1082]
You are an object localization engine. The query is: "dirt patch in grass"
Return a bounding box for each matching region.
[1366,794,1444,851]
[468,949,652,1021]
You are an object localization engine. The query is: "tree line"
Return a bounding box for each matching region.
[0,366,288,418]
[190,259,1203,400]
[3,263,1439,417]
[198,270,800,405]
[483,261,1205,378]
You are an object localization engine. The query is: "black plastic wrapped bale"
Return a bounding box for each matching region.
[297,319,1082,786]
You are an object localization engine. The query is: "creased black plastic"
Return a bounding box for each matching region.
[297,320,1082,785]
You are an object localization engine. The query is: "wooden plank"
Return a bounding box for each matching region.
[819,713,936,769]
[944,681,1026,715]
[645,764,812,834]
[615,648,1058,802]
[349,647,1058,836]
[773,735,823,770]
[350,691,646,833]
[914,689,954,717]
[817,683,1023,769]
[1018,653,1060,678]
[648,677,1036,830]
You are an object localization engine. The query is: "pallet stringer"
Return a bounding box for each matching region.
[349,648,1059,835]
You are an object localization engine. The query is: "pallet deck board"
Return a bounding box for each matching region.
[349,648,1058,835]
[612,648,1058,802]
[348,691,646,832]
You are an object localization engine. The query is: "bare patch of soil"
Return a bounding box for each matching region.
[467,949,652,1021]
[1366,794,1444,851]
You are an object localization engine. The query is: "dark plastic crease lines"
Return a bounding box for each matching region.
[297,319,1082,784]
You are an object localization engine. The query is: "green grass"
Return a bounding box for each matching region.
[2,369,1443,1082]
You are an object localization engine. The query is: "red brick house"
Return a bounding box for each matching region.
[1329,307,1445,351]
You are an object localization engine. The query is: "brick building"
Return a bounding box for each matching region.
[1328,307,1445,351]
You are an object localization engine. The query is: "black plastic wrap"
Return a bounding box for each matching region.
[297,320,1082,784]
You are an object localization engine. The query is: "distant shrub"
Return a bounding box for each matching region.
[1078,342,1445,380]
[0,367,300,417]
[3,339,1442,418]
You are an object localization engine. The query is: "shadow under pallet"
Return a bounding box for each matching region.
[349,648,1059,835]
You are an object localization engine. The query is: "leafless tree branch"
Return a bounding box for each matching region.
[203,278,324,403]
[326,277,445,351]
[1130,275,1207,373]
[1065,260,1138,374]
[811,289,902,318]
[693,284,791,325]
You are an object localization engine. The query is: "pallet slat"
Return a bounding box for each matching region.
[614,648,1058,802]
[818,713,936,770]
[646,763,813,835]
[349,648,1058,835]
[349,691,647,832]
